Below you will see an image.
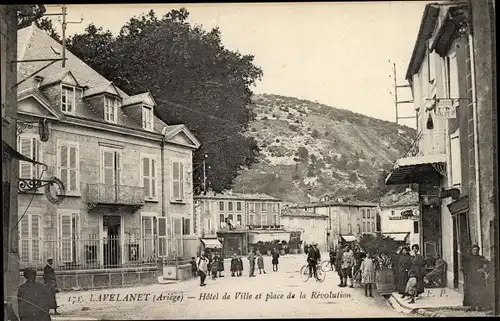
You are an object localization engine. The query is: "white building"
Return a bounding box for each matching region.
[379,189,420,247]
[280,207,328,252]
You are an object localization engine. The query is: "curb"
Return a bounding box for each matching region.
[52,317,100,321]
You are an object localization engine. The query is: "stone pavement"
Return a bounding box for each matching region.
[53,253,409,320]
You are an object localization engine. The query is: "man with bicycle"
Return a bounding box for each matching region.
[307,243,321,280]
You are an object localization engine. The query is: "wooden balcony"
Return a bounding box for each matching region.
[87,184,145,210]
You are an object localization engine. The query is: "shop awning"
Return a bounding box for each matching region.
[385,154,447,185]
[201,238,222,249]
[340,235,357,242]
[3,140,47,167]
[383,233,409,242]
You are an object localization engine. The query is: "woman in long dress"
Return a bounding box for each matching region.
[396,246,411,294]
[462,244,488,311]
[410,244,425,297]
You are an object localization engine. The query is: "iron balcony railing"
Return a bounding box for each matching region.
[86,184,145,206]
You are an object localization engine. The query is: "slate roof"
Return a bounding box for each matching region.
[379,189,419,208]
[297,199,378,208]
[16,25,183,138]
[195,192,282,202]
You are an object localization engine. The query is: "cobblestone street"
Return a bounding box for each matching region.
[55,254,408,319]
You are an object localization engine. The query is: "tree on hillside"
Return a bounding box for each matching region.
[64,9,263,193]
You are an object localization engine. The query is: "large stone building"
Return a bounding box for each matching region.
[294,198,379,249]
[14,24,201,289]
[385,0,496,308]
[194,192,284,257]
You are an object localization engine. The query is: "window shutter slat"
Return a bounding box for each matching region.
[19,137,33,179]
[115,152,121,185]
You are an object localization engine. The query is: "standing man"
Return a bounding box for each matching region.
[17,268,52,321]
[196,251,208,287]
[43,258,59,315]
[335,243,346,286]
[247,249,256,277]
[341,245,355,288]
[462,244,488,311]
[307,243,321,280]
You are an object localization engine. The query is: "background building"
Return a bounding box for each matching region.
[379,189,420,246]
[294,198,379,249]
[280,207,328,252]
[194,192,283,257]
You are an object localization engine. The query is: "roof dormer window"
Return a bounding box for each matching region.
[61,85,77,114]
[142,105,153,130]
[104,96,120,123]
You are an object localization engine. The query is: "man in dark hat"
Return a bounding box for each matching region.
[43,258,59,315]
[17,268,52,321]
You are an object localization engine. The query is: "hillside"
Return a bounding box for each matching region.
[231,93,416,204]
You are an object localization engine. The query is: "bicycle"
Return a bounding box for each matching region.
[320,259,335,272]
[300,262,326,282]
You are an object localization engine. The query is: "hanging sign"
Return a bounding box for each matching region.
[435,99,457,118]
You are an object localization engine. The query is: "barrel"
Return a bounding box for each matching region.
[375,268,394,295]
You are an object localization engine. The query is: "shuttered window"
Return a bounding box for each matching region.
[228,202,233,212]
[261,202,267,212]
[236,202,242,212]
[18,135,40,179]
[59,212,78,263]
[172,161,184,200]
[19,214,42,263]
[249,202,255,212]
[101,147,121,185]
[261,214,267,225]
[182,218,190,235]
[237,214,242,226]
[249,214,255,225]
[142,156,157,199]
[203,218,212,234]
[141,214,157,260]
[58,140,79,192]
[450,130,461,188]
[157,217,167,257]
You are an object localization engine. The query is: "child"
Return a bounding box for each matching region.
[230,254,239,277]
[402,270,417,303]
[257,251,266,274]
[271,248,280,272]
[360,252,376,297]
[211,254,219,280]
[190,256,198,277]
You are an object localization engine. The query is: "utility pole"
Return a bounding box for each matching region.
[203,153,208,195]
[57,4,83,67]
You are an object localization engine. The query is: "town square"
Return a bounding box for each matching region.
[1,2,498,320]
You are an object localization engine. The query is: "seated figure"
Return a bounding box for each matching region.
[424,257,446,287]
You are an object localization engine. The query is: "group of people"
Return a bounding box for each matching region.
[193,248,281,286]
[10,257,60,321]
[392,244,425,304]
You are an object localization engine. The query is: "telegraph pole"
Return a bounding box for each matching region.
[203,153,208,195]
[57,4,83,67]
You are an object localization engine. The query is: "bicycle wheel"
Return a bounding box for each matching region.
[317,267,326,282]
[320,260,330,272]
[300,265,310,282]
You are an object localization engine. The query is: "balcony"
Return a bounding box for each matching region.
[248,224,284,230]
[87,184,145,210]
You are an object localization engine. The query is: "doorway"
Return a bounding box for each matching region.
[452,211,471,292]
[103,215,121,267]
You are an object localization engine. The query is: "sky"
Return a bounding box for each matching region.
[45,2,433,129]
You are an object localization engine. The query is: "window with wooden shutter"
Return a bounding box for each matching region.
[142,106,153,130]
[261,214,267,225]
[236,202,242,212]
[450,130,461,188]
[141,214,157,260]
[19,214,42,263]
[101,147,121,185]
[18,135,40,179]
[237,214,242,226]
[157,217,167,257]
[59,212,78,263]
[182,218,190,235]
[58,141,79,193]
[172,161,184,201]
[142,157,157,199]
[104,96,119,123]
[61,85,76,113]
[261,202,267,212]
